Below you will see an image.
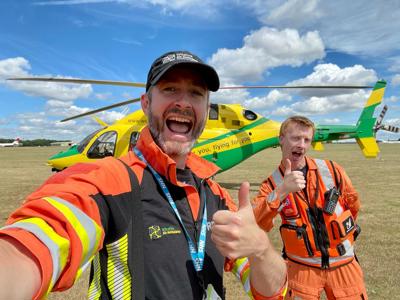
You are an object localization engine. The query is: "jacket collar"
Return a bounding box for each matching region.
[136,126,220,182]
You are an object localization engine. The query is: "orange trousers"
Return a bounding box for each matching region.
[285,259,367,300]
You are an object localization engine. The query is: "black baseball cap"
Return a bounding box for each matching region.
[146,51,220,92]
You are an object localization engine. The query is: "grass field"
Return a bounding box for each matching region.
[0,144,399,299]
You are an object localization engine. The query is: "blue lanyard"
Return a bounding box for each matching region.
[134,148,207,272]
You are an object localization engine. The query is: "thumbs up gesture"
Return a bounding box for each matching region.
[281,159,306,194]
[211,182,270,259]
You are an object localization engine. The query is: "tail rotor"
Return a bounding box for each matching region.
[373,105,400,134]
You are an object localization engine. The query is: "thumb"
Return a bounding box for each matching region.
[284,158,292,176]
[238,181,251,211]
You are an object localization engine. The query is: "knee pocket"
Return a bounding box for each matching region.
[331,287,367,300]
[287,281,320,300]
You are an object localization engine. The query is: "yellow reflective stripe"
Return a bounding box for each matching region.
[119,235,131,300]
[44,197,102,275]
[88,254,102,300]
[232,257,247,279]
[106,234,131,300]
[232,257,252,297]
[3,217,69,294]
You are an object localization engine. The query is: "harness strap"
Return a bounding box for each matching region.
[118,159,145,300]
[314,159,335,190]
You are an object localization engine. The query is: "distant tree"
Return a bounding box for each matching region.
[0,138,70,147]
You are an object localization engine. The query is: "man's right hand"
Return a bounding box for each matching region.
[280,159,306,195]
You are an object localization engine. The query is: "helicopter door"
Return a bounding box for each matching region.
[87,131,117,159]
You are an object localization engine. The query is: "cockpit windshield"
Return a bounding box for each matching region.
[76,128,104,153]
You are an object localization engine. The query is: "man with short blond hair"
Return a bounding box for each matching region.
[253,115,367,299]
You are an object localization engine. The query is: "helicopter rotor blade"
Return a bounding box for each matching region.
[61,97,140,122]
[8,77,373,89]
[375,105,388,129]
[219,85,373,89]
[380,124,400,133]
[8,77,146,88]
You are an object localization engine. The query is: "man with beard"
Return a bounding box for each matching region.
[0,51,287,300]
[252,116,367,299]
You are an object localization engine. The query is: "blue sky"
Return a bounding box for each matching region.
[0,0,399,141]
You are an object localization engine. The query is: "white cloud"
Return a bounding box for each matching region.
[13,111,101,140]
[392,74,400,86]
[287,63,377,97]
[8,80,93,102]
[0,57,93,102]
[244,89,292,110]
[321,118,340,124]
[34,0,220,18]
[249,0,400,55]
[0,57,30,78]
[386,118,400,126]
[270,89,370,117]
[385,95,399,103]
[387,57,400,73]
[212,87,251,104]
[209,26,325,84]
[265,0,321,28]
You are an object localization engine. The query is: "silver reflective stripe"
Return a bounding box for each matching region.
[286,219,297,226]
[2,221,67,287]
[267,190,277,203]
[335,202,344,216]
[271,169,283,186]
[48,196,99,265]
[88,254,102,300]
[288,251,353,266]
[269,169,283,203]
[314,159,345,216]
[314,159,334,191]
[341,239,354,257]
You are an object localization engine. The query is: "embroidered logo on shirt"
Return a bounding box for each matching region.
[148,225,182,240]
[281,197,299,218]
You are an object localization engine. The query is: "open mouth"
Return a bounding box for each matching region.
[292,151,303,159]
[166,116,193,134]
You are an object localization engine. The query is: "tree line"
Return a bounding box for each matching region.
[0,138,70,147]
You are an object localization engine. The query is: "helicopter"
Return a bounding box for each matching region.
[7,77,398,172]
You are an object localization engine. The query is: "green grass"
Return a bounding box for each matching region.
[0,144,399,299]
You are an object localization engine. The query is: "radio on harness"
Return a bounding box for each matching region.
[323,187,340,215]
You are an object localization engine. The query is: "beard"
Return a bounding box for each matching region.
[148,105,206,157]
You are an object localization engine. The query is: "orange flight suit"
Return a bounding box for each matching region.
[252,156,367,299]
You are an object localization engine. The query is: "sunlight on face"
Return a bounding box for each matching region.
[280,123,313,169]
[146,66,209,157]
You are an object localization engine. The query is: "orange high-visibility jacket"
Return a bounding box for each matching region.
[252,157,361,269]
[0,127,286,300]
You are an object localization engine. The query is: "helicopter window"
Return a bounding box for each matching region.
[77,128,104,153]
[209,104,219,120]
[243,109,258,121]
[87,131,117,159]
[130,131,140,149]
